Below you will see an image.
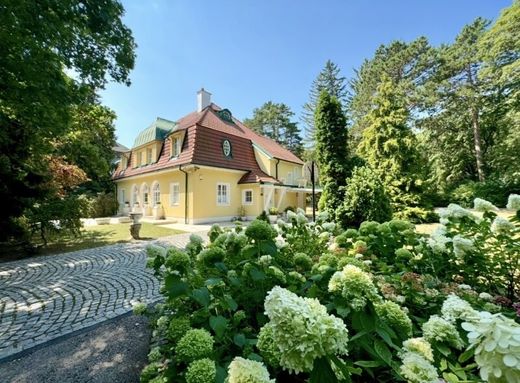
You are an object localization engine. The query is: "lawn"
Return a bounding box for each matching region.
[0,223,185,262]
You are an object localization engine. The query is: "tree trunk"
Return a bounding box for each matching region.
[471,107,485,181]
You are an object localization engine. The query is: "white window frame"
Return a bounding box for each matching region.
[242,189,253,205]
[147,148,153,164]
[152,182,160,206]
[171,136,182,158]
[119,189,126,205]
[170,182,180,206]
[216,183,230,206]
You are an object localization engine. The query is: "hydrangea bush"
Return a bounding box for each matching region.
[136,195,519,382]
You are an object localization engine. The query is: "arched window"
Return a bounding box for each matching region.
[141,183,149,205]
[152,182,161,206]
[132,185,139,205]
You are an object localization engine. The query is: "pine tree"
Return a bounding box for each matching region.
[243,101,303,156]
[358,75,422,215]
[302,60,348,151]
[314,90,350,219]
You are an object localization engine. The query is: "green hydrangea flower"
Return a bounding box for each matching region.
[245,220,276,241]
[293,253,313,271]
[319,254,338,267]
[147,347,162,363]
[359,221,380,236]
[133,302,147,316]
[165,248,191,273]
[146,245,166,258]
[175,329,214,362]
[168,316,191,342]
[388,219,413,232]
[227,357,274,383]
[288,271,306,283]
[197,247,226,267]
[401,338,434,362]
[400,352,439,383]
[185,358,216,383]
[328,265,380,310]
[268,266,286,283]
[156,315,169,331]
[263,286,349,373]
[422,315,464,349]
[257,323,281,367]
[375,300,412,337]
[140,362,161,383]
[395,248,413,260]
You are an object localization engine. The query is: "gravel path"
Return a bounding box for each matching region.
[0,314,150,383]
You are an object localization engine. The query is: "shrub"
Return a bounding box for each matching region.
[256,210,269,222]
[337,166,392,228]
[451,178,520,207]
[175,329,214,362]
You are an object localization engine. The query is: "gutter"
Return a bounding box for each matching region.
[179,165,189,224]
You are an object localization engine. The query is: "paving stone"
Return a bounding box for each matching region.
[0,230,208,360]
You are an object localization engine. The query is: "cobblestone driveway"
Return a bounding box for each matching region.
[0,231,208,360]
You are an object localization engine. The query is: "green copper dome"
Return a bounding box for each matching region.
[133,117,176,148]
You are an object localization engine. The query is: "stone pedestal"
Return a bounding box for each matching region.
[130,223,142,239]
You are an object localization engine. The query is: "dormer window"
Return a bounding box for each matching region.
[171,136,182,158]
[121,156,128,169]
[147,148,153,164]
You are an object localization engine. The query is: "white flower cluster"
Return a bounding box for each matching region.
[461,312,520,383]
[452,235,475,257]
[399,337,438,383]
[427,226,451,254]
[422,315,465,349]
[262,286,349,373]
[322,222,336,232]
[507,194,520,210]
[227,357,274,383]
[328,265,380,310]
[491,216,515,235]
[473,198,498,212]
[438,203,476,221]
[441,294,480,323]
[258,255,272,267]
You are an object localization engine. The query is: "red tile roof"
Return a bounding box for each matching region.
[113,104,302,183]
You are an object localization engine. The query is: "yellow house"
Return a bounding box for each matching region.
[113,89,313,224]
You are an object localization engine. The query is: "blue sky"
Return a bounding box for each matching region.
[101,0,512,148]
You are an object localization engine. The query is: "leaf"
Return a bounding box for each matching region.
[214,262,228,272]
[375,328,400,350]
[437,344,452,357]
[164,274,189,298]
[223,294,238,311]
[259,240,277,256]
[191,287,210,307]
[350,330,368,342]
[209,315,228,338]
[249,267,266,281]
[458,348,474,364]
[374,339,392,366]
[215,366,227,383]
[233,333,246,347]
[205,277,223,287]
[442,372,460,383]
[247,353,263,362]
[354,360,384,368]
[309,357,338,383]
[329,355,353,382]
[361,311,376,332]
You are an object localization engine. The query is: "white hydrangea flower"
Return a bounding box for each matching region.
[401,337,434,362]
[422,315,465,349]
[328,242,339,252]
[458,284,472,290]
[452,235,475,257]
[276,219,287,229]
[317,211,329,221]
[362,260,372,266]
[461,312,520,383]
[491,216,515,235]
[258,255,272,267]
[473,198,498,212]
[263,286,349,373]
[506,194,520,210]
[354,253,364,259]
[479,292,493,301]
[322,222,336,232]
[438,203,476,221]
[441,294,479,323]
[227,357,274,383]
[328,265,380,310]
[427,226,451,254]
[400,352,439,383]
[286,210,297,221]
[296,212,308,225]
[275,237,287,249]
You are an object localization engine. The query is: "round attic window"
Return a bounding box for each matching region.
[222,139,232,157]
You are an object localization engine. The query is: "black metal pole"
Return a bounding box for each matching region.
[311,161,316,222]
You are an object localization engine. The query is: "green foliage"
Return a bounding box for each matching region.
[84,192,119,218]
[302,60,348,150]
[450,178,520,207]
[244,101,303,156]
[337,166,392,228]
[314,91,351,221]
[0,0,135,245]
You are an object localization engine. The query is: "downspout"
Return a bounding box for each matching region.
[179,165,189,224]
[275,158,280,181]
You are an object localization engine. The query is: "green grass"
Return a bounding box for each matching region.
[0,223,185,261]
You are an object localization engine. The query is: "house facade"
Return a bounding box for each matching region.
[113,89,313,224]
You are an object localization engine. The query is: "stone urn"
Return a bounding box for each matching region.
[129,212,143,239]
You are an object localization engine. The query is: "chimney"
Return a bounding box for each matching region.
[197,88,211,112]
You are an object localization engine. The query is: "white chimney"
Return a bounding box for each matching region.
[197,88,211,112]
